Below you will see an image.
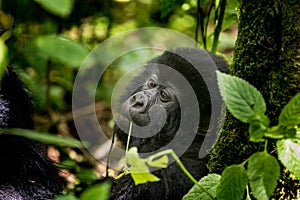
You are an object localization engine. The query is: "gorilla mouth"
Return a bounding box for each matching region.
[131,101,148,114]
[129,108,151,126]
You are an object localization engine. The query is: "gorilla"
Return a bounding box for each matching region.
[110,48,229,200]
[0,67,63,200]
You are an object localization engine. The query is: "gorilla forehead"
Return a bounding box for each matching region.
[144,63,183,94]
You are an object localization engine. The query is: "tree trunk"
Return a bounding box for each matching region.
[209,0,300,198]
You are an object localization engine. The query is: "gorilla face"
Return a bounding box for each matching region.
[114,48,229,154]
[120,72,179,127]
[114,64,185,152]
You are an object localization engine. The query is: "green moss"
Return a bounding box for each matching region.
[208,113,262,173]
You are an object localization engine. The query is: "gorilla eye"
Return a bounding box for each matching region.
[160,90,170,102]
[147,78,157,88]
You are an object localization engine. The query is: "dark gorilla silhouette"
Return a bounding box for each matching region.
[110,48,229,200]
[0,67,63,200]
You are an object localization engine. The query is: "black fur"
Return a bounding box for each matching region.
[0,67,63,200]
[110,48,229,200]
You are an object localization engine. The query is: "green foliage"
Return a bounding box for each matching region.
[216,71,267,125]
[79,182,111,200]
[216,165,248,200]
[194,0,238,52]
[247,152,280,200]
[182,174,221,200]
[0,25,11,82]
[202,71,300,199]
[0,38,8,83]
[216,71,270,142]
[279,93,300,127]
[34,0,74,18]
[0,128,84,148]
[159,0,238,52]
[277,139,300,178]
[117,147,162,185]
[115,121,216,197]
[34,35,89,67]
[55,194,77,200]
[55,182,111,200]
[185,72,300,199]
[160,0,175,18]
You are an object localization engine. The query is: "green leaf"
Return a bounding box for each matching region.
[247,152,280,200]
[80,182,111,200]
[279,93,300,127]
[60,159,77,169]
[22,42,48,75]
[182,174,221,200]
[34,35,89,67]
[0,38,8,83]
[249,121,268,142]
[160,0,175,18]
[34,0,74,18]
[131,172,160,185]
[216,165,248,200]
[264,125,286,139]
[216,71,268,124]
[147,155,169,168]
[76,169,99,183]
[0,128,84,148]
[126,147,160,185]
[127,147,141,165]
[54,194,78,200]
[277,139,300,178]
[222,0,238,31]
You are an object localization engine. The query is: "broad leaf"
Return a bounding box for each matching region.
[80,182,111,200]
[0,128,84,148]
[277,139,300,178]
[127,147,141,165]
[265,125,286,139]
[34,0,74,18]
[131,172,160,185]
[34,35,89,67]
[279,93,300,127]
[0,39,8,83]
[216,71,267,124]
[54,194,77,200]
[126,147,160,185]
[76,169,99,182]
[249,122,267,142]
[182,174,221,200]
[247,152,280,200]
[147,155,169,168]
[216,165,248,200]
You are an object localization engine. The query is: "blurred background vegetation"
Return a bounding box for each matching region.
[0,0,238,198]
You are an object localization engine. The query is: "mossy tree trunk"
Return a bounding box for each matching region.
[209,0,300,198]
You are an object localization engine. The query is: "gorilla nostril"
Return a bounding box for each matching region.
[129,93,147,110]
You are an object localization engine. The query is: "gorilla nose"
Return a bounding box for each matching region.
[129,93,148,112]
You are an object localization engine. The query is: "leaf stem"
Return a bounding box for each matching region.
[147,149,215,200]
[125,122,133,160]
[106,131,116,177]
[264,140,268,152]
[211,0,226,53]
